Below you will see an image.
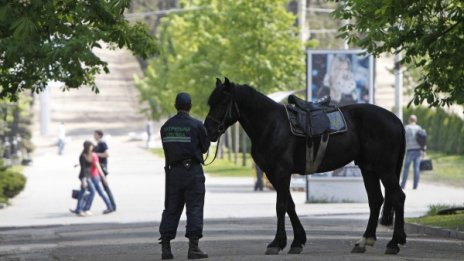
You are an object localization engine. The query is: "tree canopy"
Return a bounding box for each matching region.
[0,0,158,100]
[331,0,464,107]
[136,0,304,119]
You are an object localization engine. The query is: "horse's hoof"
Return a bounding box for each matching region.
[265,247,280,255]
[351,245,366,253]
[365,237,376,246]
[288,246,303,254]
[385,247,400,255]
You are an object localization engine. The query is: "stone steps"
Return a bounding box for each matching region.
[42,45,146,138]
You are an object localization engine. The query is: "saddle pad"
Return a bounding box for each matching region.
[326,110,347,133]
[285,105,347,137]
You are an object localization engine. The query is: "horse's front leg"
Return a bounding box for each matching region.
[265,174,290,255]
[287,191,306,254]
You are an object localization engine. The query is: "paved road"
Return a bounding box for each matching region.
[1,217,463,261]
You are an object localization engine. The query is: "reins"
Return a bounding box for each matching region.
[202,135,221,166]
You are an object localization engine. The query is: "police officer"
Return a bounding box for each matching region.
[159,92,210,260]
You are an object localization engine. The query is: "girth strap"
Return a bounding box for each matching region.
[306,134,329,174]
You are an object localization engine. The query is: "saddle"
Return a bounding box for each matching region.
[285,95,347,174]
[288,95,331,111]
[286,95,346,137]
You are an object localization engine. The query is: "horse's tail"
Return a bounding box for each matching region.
[380,123,405,226]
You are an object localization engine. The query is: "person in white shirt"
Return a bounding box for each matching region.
[57,122,66,155]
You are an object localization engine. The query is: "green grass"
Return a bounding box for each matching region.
[420,151,464,187]
[204,157,254,177]
[150,148,255,177]
[150,148,165,158]
[406,153,464,232]
[407,204,464,232]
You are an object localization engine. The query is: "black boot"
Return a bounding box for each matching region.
[160,239,174,260]
[188,237,208,259]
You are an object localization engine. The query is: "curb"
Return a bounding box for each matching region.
[405,222,464,240]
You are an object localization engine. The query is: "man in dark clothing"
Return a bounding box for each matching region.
[93,130,116,212]
[159,92,210,260]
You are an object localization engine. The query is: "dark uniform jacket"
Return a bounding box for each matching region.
[161,111,210,165]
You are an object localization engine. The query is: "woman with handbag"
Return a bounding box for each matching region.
[70,141,94,216]
[71,141,114,216]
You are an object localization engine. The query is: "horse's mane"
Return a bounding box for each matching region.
[234,83,279,111]
[208,81,277,111]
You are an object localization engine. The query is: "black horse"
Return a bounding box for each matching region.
[204,78,407,255]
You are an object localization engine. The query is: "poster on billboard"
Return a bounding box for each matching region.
[305,50,374,178]
[306,50,374,106]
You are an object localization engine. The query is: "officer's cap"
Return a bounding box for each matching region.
[175,92,192,110]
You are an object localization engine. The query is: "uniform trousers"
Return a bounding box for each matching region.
[159,163,205,240]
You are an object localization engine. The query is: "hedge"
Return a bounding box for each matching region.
[0,168,26,199]
[403,107,464,154]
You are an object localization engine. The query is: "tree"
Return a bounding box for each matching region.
[136,0,304,119]
[0,0,158,101]
[331,0,464,107]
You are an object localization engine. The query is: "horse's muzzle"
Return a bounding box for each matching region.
[208,134,219,142]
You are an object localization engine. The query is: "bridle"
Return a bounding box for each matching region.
[205,97,240,136]
[203,96,240,166]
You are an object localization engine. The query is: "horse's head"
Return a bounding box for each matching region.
[204,77,240,142]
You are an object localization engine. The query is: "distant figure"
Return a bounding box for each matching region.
[145,120,153,148]
[93,130,116,211]
[254,163,264,191]
[400,115,423,190]
[57,122,66,155]
[159,92,210,260]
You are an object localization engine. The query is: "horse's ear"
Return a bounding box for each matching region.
[223,77,232,93]
[215,78,222,88]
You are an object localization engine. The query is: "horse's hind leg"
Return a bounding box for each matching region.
[352,167,383,253]
[381,177,407,255]
[287,191,306,254]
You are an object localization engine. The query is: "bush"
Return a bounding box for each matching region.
[0,169,26,199]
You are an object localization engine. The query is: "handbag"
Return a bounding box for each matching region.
[419,158,433,171]
[71,189,80,199]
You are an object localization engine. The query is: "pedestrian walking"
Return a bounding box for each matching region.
[70,141,95,216]
[159,92,210,260]
[400,115,424,190]
[57,122,66,155]
[146,119,153,148]
[93,130,116,211]
[87,139,114,214]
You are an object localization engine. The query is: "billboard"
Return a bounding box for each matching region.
[306,50,374,106]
